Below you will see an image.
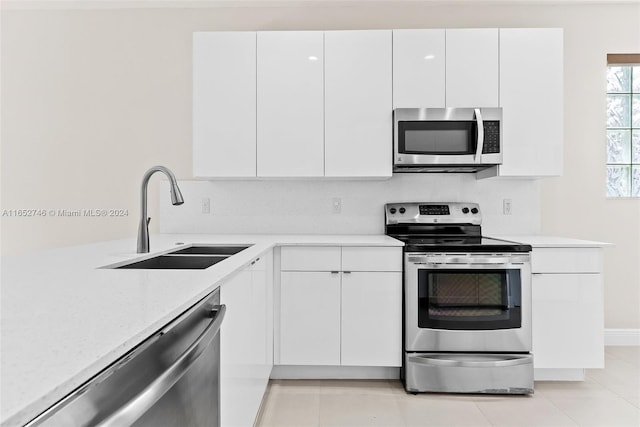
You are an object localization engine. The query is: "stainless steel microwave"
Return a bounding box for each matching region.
[393,108,503,172]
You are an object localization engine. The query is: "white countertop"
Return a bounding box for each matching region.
[0,234,401,427]
[491,235,611,248]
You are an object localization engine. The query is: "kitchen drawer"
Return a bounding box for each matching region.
[280,246,341,271]
[341,247,402,272]
[531,247,602,274]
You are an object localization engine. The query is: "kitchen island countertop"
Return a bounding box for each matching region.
[0,234,401,427]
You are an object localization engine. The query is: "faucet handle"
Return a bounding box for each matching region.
[147,217,151,226]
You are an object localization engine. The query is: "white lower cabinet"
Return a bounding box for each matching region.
[341,272,402,366]
[278,246,402,367]
[532,274,604,369]
[531,247,604,378]
[220,250,273,427]
[280,271,341,365]
[250,253,274,383]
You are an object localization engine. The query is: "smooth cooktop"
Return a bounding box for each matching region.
[394,236,532,253]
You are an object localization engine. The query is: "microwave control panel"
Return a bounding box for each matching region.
[481,121,500,154]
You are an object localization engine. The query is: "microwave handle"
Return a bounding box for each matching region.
[474,108,484,163]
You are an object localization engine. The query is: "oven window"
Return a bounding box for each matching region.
[398,121,476,155]
[417,269,522,330]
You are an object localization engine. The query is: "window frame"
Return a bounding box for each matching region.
[606,54,640,199]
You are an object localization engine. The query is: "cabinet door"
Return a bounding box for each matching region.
[445,29,499,107]
[250,255,270,395]
[498,28,563,177]
[392,29,446,108]
[193,32,257,177]
[280,271,341,365]
[532,274,604,369]
[341,272,402,366]
[250,251,274,376]
[324,30,392,177]
[257,31,324,177]
[220,268,254,427]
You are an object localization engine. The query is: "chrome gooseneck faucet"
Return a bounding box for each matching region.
[137,166,184,253]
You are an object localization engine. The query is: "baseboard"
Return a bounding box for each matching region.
[271,365,400,380]
[605,329,640,346]
[534,368,585,381]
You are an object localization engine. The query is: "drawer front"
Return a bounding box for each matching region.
[532,248,602,273]
[341,247,403,272]
[280,246,341,271]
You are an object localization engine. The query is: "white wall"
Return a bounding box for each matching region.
[1,2,638,328]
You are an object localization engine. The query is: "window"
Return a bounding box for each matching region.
[606,54,640,198]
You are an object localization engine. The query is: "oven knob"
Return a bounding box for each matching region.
[471,208,479,214]
[399,207,406,214]
[389,208,396,214]
[462,207,470,214]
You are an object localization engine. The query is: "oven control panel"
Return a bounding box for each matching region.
[419,205,450,215]
[385,202,481,225]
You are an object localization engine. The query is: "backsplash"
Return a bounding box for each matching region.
[158,175,540,236]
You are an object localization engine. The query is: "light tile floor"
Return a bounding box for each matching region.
[256,347,640,427]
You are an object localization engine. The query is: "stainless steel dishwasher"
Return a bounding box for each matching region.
[27,289,226,427]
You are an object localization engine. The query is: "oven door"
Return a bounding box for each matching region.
[404,252,531,353]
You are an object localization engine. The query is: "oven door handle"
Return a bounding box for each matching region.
[408,354,532,368]
[410,256,513,265]
[448,257,511,264]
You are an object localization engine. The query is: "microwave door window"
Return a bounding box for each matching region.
[399,121,476,155]
[404,130,468,152]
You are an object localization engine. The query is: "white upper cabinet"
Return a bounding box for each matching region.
[193,28,563,179]
[257,31,325,177]
[392,29,446,108]
[496,28,563,177]
[193,32,257,178]
[445,29,499,108]
[325,30,393,177]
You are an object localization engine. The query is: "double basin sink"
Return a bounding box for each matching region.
[114,245,251,270]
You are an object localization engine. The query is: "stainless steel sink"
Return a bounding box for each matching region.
[168,245,251,256]
[110,244,252,270]
[116,255,228,270]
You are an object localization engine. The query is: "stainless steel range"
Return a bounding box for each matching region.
[386,202,534,395]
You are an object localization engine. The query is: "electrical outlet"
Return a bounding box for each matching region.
[503,199,512,215]
[202,197,211,214]
[332,197,342,214]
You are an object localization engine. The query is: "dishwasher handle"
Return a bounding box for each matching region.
[96,304,226,427]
